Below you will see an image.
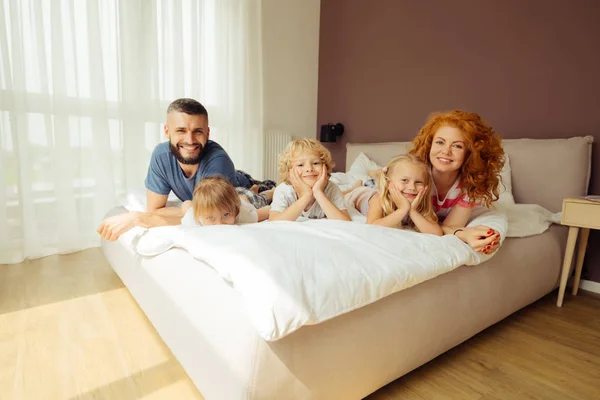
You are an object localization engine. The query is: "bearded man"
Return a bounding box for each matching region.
[97,98,272,241]
[144,98,252,210]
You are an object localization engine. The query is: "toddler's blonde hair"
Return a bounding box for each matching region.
[377,154,437,231]
[277,138,335,184]
[192,176,240,223]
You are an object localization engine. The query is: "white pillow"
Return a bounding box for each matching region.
[346,152,382,183]
[329,172,355,192]
[117,188,183,212]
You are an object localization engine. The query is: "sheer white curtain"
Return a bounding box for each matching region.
[0,0,263,263]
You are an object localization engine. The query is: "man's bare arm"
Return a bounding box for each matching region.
[146,189,183,217]
[97,211,182,241]
[147,189,168,211]
[96,190,185,242]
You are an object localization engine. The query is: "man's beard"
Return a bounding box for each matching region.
[169,141,204,165]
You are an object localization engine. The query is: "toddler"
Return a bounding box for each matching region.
[181,176,269,226]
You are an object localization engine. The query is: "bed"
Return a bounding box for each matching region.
[101,136,593,400]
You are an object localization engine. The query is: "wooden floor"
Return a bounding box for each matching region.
[1,249,599,400]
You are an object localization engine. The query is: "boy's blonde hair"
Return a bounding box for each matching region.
[192,176,240,223]
[277,138,335,184]
[377,154,438,231]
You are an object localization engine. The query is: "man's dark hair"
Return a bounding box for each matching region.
[167,98,208,119]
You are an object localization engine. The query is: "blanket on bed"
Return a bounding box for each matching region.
[123,210,511,341]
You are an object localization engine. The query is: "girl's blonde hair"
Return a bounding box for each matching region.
[377,154,438,231]
[192,176,240,223]
[277,138,335,184]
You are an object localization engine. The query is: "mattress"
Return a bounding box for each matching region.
[101,206,568,400]
[101,207,263,400]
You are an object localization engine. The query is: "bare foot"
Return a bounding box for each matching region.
[250,184,259,193]
[368,169,382,179]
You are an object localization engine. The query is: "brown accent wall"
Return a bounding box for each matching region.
[317,0,600,282]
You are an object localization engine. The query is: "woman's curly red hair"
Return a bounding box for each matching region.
[409,110,505,207]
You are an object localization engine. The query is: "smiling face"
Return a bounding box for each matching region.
[429,125,468,174]
[165,112,210,165]
[290,151,325,187]
[388,162,428,203]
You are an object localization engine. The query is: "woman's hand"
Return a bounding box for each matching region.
[289,169,312,198]
[455,225,501,254]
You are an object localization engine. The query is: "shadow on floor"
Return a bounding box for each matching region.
[69,359,202,400]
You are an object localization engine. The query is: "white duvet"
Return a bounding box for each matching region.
[120,202,557,342]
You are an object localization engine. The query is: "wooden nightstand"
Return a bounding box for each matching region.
[557,197,600,306]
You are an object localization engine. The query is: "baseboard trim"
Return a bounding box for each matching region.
[579,279,600,295]
[567,278,600,294]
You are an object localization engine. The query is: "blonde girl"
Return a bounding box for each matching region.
[364,155,442,235]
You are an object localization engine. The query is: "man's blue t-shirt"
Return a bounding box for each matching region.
[145,140,250,201]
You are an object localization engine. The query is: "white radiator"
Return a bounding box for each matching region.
[263,131,292,182]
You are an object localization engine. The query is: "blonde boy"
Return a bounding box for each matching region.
[269,139,351,222]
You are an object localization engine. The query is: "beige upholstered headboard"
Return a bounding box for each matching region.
[346,141,413,169]
[346,136,594,212]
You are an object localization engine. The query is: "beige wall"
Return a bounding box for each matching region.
[262,0,320,140]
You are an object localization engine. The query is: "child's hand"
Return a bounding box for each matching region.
[312,167,328,194]
[410,186,427,210]
[389,184,410,210]
[289,169,312,198]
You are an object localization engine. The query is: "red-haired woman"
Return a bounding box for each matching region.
[410,110,505,255]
